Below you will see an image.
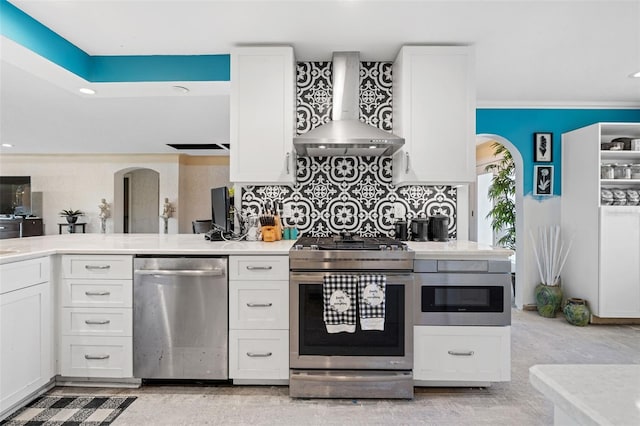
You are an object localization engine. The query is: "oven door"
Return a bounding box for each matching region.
[415,273,511,326]
[289,272,413,370]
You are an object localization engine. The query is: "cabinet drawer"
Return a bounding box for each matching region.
[229,330,289,380]
[61,308,132,337]
[61,279,132,308]
[0,256,50,295]
[229,280,288,330]
[59,336,132,378]
[62,255,132,279]
[229,256,289,280]
[414,326,510,382]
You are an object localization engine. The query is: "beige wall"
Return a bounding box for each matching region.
[0,154,230,235]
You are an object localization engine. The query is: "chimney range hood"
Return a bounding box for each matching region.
[293,52,404,157]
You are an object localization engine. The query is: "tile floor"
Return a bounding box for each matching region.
[47,309,640,425]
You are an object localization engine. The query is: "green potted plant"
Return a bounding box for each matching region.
[59,209,84,224]
[485,142,515,250]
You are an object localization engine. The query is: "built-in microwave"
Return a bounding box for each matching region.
[414,259,511,326]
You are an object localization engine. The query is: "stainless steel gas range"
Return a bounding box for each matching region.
[289,233,415,399]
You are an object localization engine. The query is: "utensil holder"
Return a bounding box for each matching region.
[261,226,278,242]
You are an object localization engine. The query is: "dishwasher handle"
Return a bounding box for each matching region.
[134,268,224,277]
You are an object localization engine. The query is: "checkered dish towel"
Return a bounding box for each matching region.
[358,274,386,331]
[323,274,358,333]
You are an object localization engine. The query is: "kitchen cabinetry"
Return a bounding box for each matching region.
[392,46,475,185]
[59,255,133,378]
[0,257,52,417]
[230,46,296,184]
[228,255,289,383]
[413,326,510,384]
[561,123,640,318]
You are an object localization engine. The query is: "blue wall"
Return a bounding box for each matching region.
[477,109,640,195]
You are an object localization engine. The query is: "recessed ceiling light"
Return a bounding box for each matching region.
[631,71,640,78]
[79,88,96,95]
[172,85,190,94]
[1,143,13,148]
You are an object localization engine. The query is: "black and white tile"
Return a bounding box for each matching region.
[242,156,457,238]
[241,62,457,239]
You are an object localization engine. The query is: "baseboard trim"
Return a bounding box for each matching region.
[590,315,640,325]
[523,304,538,311]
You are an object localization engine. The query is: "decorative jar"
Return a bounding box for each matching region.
[534,282,563,318]
[563,298,590,326]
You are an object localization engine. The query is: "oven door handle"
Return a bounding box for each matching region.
[447,350,475,357]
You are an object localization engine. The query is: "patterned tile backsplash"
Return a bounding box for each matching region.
[240,62,457,239]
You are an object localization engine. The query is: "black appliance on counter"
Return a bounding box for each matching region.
[289,232,414,399]
[427,215,450,242]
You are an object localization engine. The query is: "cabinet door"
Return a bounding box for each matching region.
[0,282,52,413]
[414,326,510,383]
[599,207,640,317]
[230,46,295,184]
[229,281,289,330]
[392,46,475,184]
[229,329,289,380]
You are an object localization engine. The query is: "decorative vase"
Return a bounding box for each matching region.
[534,283,562,318]
[66,216,78,224]
[563,298,590,326]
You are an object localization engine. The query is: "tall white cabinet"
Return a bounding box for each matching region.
[0,257,52,417]
[561,123,640,318]
[392,46,475,185]
[230,46,296,184]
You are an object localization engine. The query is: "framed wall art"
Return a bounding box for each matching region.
[533,132,553,162]
[534,165,553,196]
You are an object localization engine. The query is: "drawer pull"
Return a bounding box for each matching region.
[246,302,273,308]
[246,352,272,358]
[448,350,475,357]
[84,354,110,360]
[85,319,111,325]
[0,226,5,230]
[246,265,273,271]
[85,265,111,270]
[85,291,111,296]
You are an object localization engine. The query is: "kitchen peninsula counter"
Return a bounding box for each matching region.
[0,234,513,265]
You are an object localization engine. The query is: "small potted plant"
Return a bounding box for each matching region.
[59,209,84,224]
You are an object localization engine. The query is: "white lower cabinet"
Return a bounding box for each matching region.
[59,336,132,378]
[229,330,289,380]
[59,255,133,379]
[228,255,289,383]
[0,257,53,416]
[414,326,511,384]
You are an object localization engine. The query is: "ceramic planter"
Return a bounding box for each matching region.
[563,298,590,326]
[535,283,562,318]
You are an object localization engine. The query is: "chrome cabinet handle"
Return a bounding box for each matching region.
[405,152,410,174]
[84,354,110,360]
[246,265,273,271]
[286,152,290,174]
[246,352,272,358]
[134,269,224,277]
[85,291,111,296]
[246,302,273,307]
[448,350,475,356]
[0,226,5,230]
[85,265,111,270]
[85,319,111,325]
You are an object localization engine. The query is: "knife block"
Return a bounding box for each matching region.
[261,226,278,242]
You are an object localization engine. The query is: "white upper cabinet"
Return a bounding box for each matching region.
[392,46,475,185]
[230,46,296,184]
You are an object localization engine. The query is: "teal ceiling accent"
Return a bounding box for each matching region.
[0,0,230,82]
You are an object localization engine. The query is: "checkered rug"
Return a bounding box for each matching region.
[1,395,137,425]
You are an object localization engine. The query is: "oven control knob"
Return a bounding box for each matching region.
[294,244,303,250]
[310,244,319,250]
[389,245,399,251]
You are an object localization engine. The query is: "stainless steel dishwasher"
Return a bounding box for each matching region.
[133,256,228,380]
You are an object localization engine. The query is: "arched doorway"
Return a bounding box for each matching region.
[475,134,525,309]
[113,168,160,233]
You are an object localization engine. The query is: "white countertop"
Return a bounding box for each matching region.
[0,234,513,264]
[530,364,640,426]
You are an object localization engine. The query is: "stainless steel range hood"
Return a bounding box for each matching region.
[293,52,404,157]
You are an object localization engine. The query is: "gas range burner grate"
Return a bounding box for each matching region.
[293,235,406,251]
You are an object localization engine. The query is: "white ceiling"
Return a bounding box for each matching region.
[1,0,639,155]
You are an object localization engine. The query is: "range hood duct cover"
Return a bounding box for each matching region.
[293,52,404,157]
